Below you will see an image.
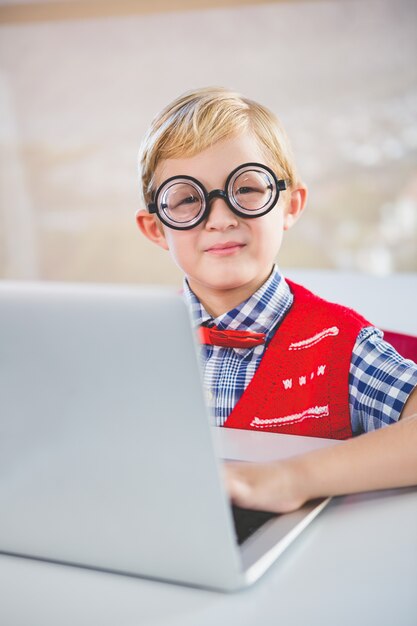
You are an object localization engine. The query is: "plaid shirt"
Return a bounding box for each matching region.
[183,266,417,434]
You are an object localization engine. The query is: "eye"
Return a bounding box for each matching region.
[235,185,264,196]
[236,186,254,195]
[182,195,199,205]
[172,194,200,209]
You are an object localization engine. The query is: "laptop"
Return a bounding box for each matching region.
[0,281,330,592]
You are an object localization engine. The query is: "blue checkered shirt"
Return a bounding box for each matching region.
[183,267,417,434]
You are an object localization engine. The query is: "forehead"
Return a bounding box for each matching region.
[154,132,268,188]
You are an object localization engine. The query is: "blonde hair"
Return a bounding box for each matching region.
[139,86,299,206]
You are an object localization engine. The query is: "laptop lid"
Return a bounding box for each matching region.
[0,281,329,591]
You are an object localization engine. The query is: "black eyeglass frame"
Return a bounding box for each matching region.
[147,162,288,231]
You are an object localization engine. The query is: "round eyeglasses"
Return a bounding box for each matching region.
[147,162,287,230]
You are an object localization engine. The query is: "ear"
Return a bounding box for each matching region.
[283,184,308,231]
[136,209,169,251]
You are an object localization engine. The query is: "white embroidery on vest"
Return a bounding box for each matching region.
[288,327,339,351]
[250,405,329,429]
[285,365,328,389]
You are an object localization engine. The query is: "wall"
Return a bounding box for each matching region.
[1,0,416,285]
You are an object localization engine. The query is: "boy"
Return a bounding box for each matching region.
[136,87,417,513]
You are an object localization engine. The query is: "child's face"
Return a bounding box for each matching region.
[137,132,306,315]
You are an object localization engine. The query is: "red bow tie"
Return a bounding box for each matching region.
[198,325,266,348]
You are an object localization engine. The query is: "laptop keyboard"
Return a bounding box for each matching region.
[232,505,278,545]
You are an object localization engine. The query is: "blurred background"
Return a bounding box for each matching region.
[0,0,416,287]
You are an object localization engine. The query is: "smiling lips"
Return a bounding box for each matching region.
[205,242,246,256]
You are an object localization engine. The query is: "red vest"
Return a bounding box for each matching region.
[224,280,371,440]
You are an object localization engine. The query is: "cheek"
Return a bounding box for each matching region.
[254,215,283,247]
[164,231,198,266]
[250,218,285,263]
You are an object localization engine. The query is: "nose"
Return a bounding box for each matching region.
[204,196,239,231]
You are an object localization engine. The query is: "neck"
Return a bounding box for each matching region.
[196,290,247,318]
[188,268,274,318]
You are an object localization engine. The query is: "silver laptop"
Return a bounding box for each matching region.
[0,281,329,592]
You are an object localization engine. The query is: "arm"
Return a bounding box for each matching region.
[225,387,417,514]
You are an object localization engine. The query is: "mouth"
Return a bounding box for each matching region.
[205,242,246,256]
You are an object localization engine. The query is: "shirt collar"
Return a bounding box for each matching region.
[183,265,293,339]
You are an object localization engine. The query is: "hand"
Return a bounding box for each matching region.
[224,409,417,514]
[224,459,308,514]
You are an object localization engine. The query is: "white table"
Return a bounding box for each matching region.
[1,428,416,626]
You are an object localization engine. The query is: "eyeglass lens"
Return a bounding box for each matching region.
[160,182,204,225]
[229,170,273,212]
